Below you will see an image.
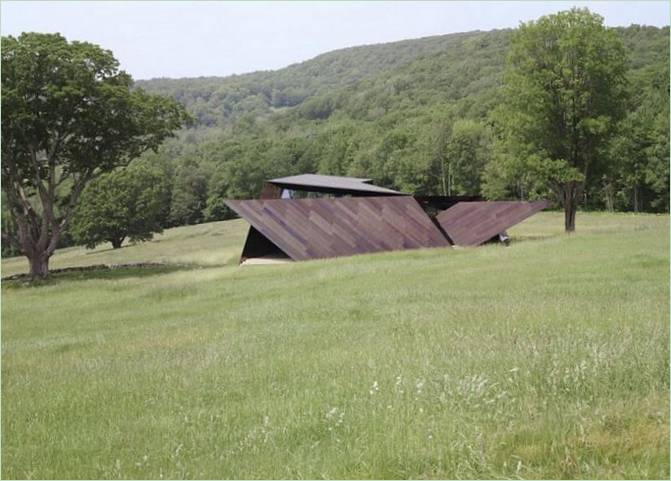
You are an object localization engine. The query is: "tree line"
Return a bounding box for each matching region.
[134,14,667,222]
[2,9,669,277]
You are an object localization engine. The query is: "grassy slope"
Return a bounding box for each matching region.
[2,212,669,479]
[0,219,249,278]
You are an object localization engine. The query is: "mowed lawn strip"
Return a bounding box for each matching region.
[2,212,669,479]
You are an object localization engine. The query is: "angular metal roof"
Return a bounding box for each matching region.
[267,174,403,196]
[436,200,550,246]
[225,196,449,261]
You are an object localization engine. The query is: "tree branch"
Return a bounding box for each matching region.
[45,170,91,257]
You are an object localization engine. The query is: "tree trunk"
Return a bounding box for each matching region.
[447,162,452,196]
[564,201,577,232]
[440,162,447,196]
[13,204,64,281]
[110,236,125,249]
[4,149,91,282]
[604,182,614,212]
[633,185,639,213]
[28,253,50,280]
[563,182,579,232]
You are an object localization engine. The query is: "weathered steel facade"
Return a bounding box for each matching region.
[225,174,550,263]
[225,196,449,261]
[436,200,550,246]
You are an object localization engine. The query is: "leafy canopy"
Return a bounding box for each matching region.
[134,24,667,216]
[1,32,188,277]
[2,33,188,181]
[71,161,171,249]
[487,8,628,198]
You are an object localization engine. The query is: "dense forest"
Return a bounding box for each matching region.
[136,25,669,226]
[2,24,669,255]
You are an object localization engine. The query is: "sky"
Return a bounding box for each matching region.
[1,1,668,80]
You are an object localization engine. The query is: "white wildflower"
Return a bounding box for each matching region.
[415,379,425,394]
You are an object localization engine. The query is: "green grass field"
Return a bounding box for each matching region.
[2,212,669,479]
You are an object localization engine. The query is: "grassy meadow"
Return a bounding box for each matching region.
[1,211,669,479]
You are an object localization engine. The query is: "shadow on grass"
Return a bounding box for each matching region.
[2,263,205,289]
[82,246,129,255]
[508,234,561,244]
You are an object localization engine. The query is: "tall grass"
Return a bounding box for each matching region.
[2,212,669,479]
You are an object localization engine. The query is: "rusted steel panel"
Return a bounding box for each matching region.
[267,174,403,196]
[225,196,449,261]
[436,201,550,246]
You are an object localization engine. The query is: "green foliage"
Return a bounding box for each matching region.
[602,44,670,213]
[445,120,490,195]
[135,31,492,129]
[132,21,666,226]
[1,32,188,276]
[71,161,170,249]
[484,8,629,230]
[2,33,188,179]
[169,157,209,226]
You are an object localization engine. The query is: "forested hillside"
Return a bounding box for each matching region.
[131,25,668,229]
[136,30,501,129]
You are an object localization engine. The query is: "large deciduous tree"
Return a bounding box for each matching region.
[1,33,188,278]
[487,8,628,231]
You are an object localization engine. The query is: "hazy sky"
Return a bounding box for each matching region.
[2,1,668,80]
